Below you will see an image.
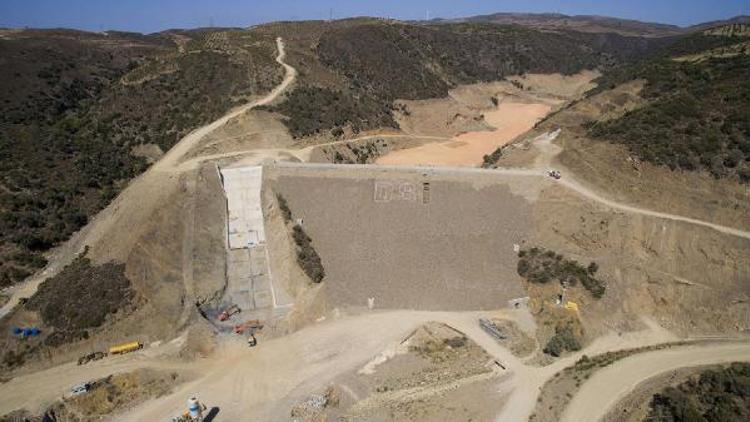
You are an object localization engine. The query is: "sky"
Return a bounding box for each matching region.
[1,0,748,34]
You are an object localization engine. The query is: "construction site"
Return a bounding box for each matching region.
[1,20,749,422]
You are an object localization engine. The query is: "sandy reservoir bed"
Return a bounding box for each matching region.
[377,102,551,166]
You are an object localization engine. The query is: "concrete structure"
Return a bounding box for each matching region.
[220,166,266,249]
[219,165,293,313]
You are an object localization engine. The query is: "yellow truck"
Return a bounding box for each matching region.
[108,341,143,355]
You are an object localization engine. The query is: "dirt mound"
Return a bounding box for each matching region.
[285,322,506,421]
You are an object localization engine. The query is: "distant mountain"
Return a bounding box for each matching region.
[688,15,750,32]
[429,13,683,37]
[429,13,750,37]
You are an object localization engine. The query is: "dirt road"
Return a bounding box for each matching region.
[269,161,750,241]
[111,310,679,422]
[112,310,525,421]
[157,37,296,172]
[0,334,191,414]
[561,342,750,422]
[0,305,710,421]
[176,133,452,171]
[556,176,750,240]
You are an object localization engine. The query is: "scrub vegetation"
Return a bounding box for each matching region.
[517,247,606,298]
[0,29,281,286]
[648,362,750,421]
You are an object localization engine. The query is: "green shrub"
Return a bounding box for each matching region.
[276,193,292,224]
[292,225,325,283]
[543,326,582,357]
[517,247,606,298]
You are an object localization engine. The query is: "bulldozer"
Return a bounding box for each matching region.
[217,304,241,321]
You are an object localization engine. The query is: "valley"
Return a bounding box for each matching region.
[0,12,749,422]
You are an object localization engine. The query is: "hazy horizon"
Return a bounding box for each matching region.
[1,0,749,34]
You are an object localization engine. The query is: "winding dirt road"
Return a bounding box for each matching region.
[270,161,750,241]
[159,37,296,172]
[561,342,750,422]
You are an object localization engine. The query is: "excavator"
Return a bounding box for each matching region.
[217,304,241,321]
[234,319,263,334]
[234,319,264,347]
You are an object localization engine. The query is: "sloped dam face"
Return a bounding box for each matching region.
[272,170,533,311]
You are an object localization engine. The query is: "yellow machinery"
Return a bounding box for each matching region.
[564,301,580,313]
[108,341,142,355]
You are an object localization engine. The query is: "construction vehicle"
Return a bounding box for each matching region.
[171,396,207,422]
[77,351,107,365]
[70,382,91,397]
[547,169,562,179]
[234,319,263,335]
[217,304,240,321]
[108,341,142,355]
[479,318,507,341]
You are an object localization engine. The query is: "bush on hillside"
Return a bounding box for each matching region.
[648,362,750,421]
[517,247,606,298]
[292,225,325,283]
[25,253,134,346]
[543,325,582,357]
[588,54,750,182]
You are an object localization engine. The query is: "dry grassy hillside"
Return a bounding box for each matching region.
[0,28,282,287]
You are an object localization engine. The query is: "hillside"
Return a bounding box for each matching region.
[587,29,750,182]
[264,20,675,139]
[433,12,684,37]
[2,18,743,288]
[0,28,282,287]
[0,12,749,421]
[589,54,750,182]
[431,13,750,37]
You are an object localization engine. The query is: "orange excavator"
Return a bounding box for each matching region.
[234,319,263,335]
[234,319,264,347]
[218,304,241,322]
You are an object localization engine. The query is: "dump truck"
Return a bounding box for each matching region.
[218,304,240,321]
[234,319,263,335]
[547,169,562,179]
[108,341,142,355]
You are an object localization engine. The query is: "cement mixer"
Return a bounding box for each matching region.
[171,396,207,422]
